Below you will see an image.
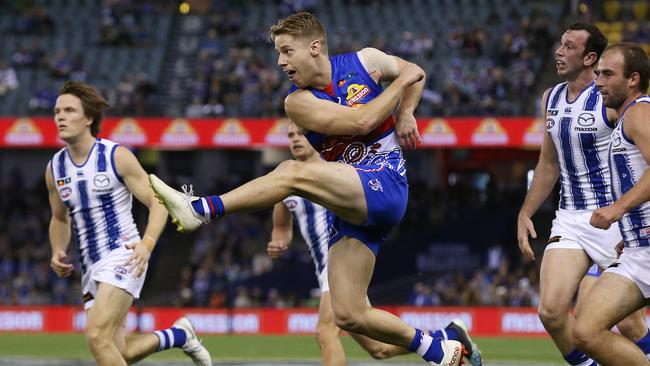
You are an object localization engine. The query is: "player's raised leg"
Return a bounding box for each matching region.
[150,159,368,232]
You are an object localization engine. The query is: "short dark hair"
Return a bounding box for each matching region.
[59,81,110,137]
[605,42,650,92]
[567,23,608,66]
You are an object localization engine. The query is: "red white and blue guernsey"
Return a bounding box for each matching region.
[288,51,406,176]
[609,95,650,248]
[288,51,408,255]
[50,138,140,273]
[545,81,614,210]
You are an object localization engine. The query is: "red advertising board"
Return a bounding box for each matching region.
[0,117,544,149]
[0,306,568,337]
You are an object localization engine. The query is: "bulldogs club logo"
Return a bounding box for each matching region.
[368,179,383,192]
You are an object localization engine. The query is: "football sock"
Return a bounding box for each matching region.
[408,328,445,363]
[154,327,187,351]
[429,327,459,341]
[191,195,224,219]
[635,328,650,359]
[563,348,597,366]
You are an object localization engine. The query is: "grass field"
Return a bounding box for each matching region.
[0,334,563,365]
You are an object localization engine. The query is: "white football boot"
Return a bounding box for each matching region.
[149,174,209,232]
[446,319,482,366]
[427,339,464,366]
[173,317,212,366]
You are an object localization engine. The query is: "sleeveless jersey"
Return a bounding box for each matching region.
[609,95,650,248]
[288,51,406,176]
[282,196,330,277]
[545,81,614,210]
[50,138,140,271]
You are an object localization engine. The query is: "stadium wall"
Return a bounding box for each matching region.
[0,305,563,337]
[0,117,545,149]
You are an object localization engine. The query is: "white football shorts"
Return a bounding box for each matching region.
[605,246,650,298]
[81,244,147,310]
[318,264,329,293]
[546,209,622,269]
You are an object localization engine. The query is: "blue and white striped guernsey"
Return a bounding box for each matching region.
[282,196,331,278]
[545,81,614,210]
[50,138,140,272]
[609,95,650,248]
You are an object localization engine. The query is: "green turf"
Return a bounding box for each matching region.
[0,334,562,363]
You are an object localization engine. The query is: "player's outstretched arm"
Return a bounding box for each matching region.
[114,146,168,277]
[285,63,424,136]
[45,162,73,278]
[517,89,560,260]
[268,202,293,259]
[591,103,650,229]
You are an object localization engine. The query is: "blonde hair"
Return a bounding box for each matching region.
[269,12,328,52]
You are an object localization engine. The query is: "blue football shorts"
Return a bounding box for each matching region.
[328,164,408,255]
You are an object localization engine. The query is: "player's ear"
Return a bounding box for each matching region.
[309,39,321,56]
[584,51,598,68]
[628,72,641,89]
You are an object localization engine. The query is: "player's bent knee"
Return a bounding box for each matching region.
[365,344,392,360]
[333,308,363,333]
[537,303,566,330]
[274,160,307,189]
[572,320,597,352]
[315,320,340,347]
[617,315,648,342]
[86,328,114,353]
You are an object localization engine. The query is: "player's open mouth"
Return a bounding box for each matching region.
[286,70,296,79]
[556,60,565,68]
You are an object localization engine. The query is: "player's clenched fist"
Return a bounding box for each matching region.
[590,204,624,229]
[267,240,289,259]
[50,250,73,278]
